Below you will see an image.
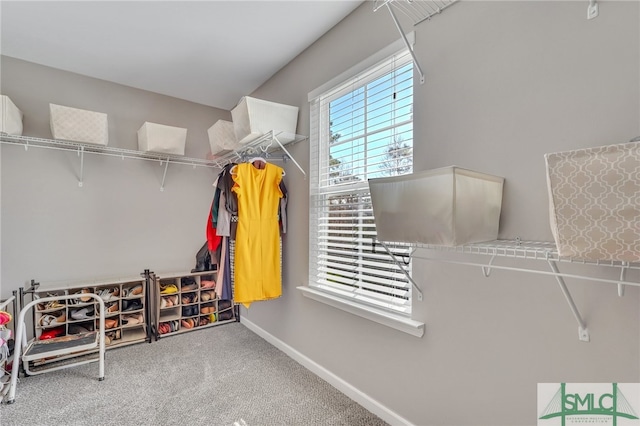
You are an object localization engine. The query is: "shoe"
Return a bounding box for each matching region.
[122,299,143,312]
[106,301,119,313]
[201,305,215,314]
[181,277,197,290]
[160,283,178,294]
[71,288,92,303]
[200,279,216,289]
[218,310,234,321]
[218,300,233,311]
[97,287,119,301]
[39,326,65,340]
[122,313,143,326]
[38,299,66,311]
[159,322,171,334]
[105,330,121,344]
[70,307,94,320]
[104,318,118,329]
[129,284,143,296]
[181,293,197,304]
[39,311,66,326]
[181,283,197,292]
[68,324,91,334]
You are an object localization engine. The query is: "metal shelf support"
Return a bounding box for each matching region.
[78,146,85,188]
[374,0,459,85]
[378,240,423,301]
[547,260,590,342]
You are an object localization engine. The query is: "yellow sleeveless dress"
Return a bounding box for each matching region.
[231,162,283,307]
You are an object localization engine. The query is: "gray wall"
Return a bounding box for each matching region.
[0,1,638,425]
[1,56,228,288]
[246,1,640,425]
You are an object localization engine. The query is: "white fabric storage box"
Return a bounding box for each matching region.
[137,122,187,156]
[369,166,504,246]
[49,103,108,145]
[0,95,23,136]
[207,120,242,155]
[231,96,298,145]
[545,141,640,262]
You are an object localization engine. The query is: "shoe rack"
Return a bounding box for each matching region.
[29,276,150,366]
[150,270,238,340]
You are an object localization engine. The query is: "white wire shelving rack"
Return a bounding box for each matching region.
[0,133,218,191]
[0,131,308,189]
[377,237,639,342]
[374,0,599,84]
[208,130,308,178]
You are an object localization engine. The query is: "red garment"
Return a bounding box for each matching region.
[206,201,222,252]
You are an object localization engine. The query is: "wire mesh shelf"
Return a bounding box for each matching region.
[0,133,217,168]
[374,0,459,26]
[401,239,640,271]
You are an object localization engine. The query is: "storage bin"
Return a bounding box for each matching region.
[137,122,187,156]
[231,96,298,145]
[207,120,242,155]
[545,141,640,262]
[368,166,504,246]
[49,103,109,145]
[0,95,24,136]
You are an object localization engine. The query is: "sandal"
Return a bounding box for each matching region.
[38,300,65,311]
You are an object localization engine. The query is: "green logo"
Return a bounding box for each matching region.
[539,383,639,425]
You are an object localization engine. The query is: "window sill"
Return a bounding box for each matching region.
[297,286,424,338]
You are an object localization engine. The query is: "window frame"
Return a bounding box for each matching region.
[298,34,424,338]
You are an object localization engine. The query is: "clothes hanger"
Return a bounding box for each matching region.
[229,157,286,176]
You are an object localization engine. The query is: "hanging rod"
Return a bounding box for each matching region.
[209,130,308,178]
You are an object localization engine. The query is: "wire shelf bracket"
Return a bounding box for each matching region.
[374,0,459,85]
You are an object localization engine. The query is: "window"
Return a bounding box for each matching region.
[308,46,414,317]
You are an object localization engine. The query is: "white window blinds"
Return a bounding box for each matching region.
[309,47,414,315]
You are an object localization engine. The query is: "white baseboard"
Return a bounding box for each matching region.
[240,317,413,426]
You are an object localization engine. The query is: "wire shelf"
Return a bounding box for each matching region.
[401,239,640,270]
[0,133,217,168]
[374,0,459,26]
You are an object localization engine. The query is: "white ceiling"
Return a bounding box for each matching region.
[0,1,364,110]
